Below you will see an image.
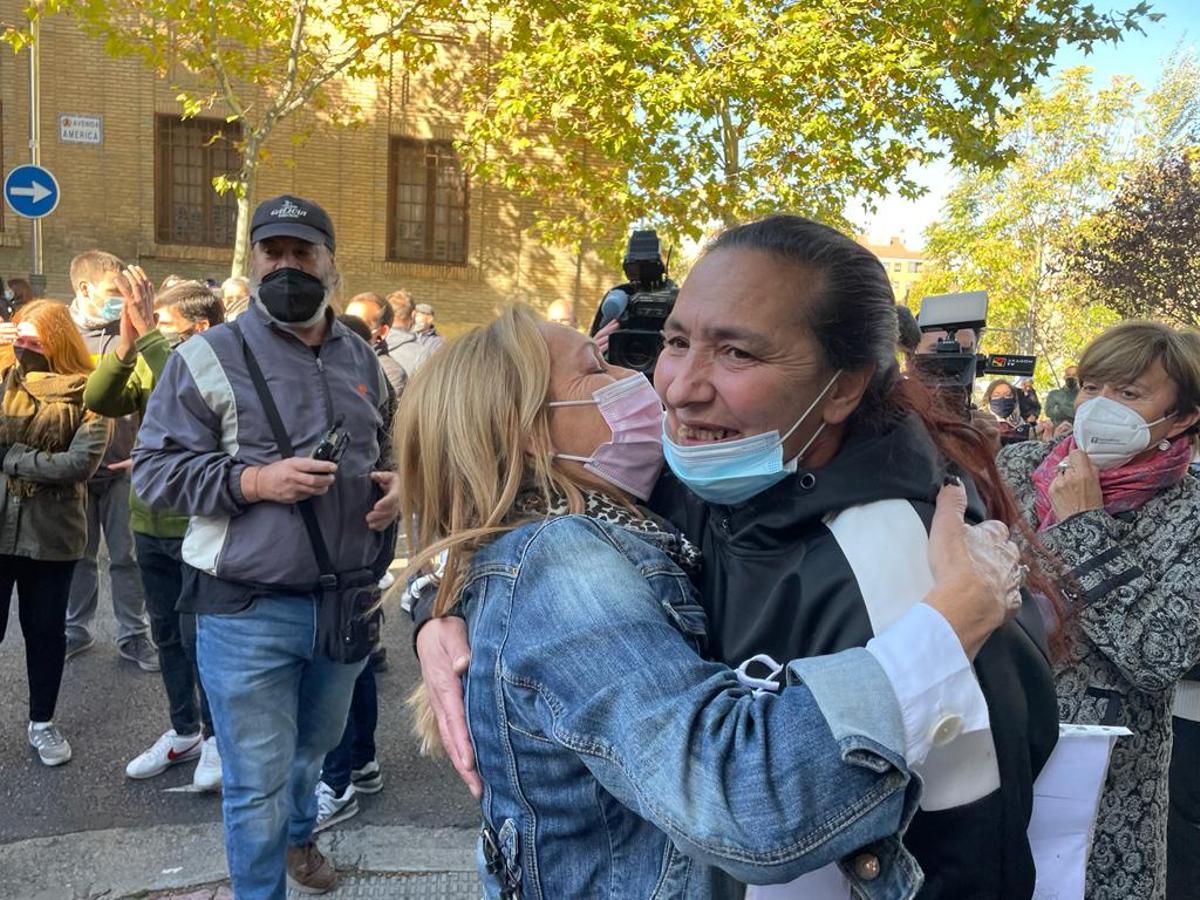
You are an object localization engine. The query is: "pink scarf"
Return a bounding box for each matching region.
[1032,436,1194,531]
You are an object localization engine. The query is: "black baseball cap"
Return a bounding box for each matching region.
[250,195,335,254]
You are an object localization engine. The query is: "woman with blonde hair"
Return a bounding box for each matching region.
[999,320,1200,900]
[401,304,1026,898]
[0,300,112,766]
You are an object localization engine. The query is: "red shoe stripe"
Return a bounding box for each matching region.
[167,740,201,761]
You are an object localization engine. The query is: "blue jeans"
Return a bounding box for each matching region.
[322,665,378,793]
[197,593,365,900]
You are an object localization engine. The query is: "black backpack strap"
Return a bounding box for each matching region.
[230,322,337,583]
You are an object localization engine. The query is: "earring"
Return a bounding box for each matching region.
[1158,439,1171,451]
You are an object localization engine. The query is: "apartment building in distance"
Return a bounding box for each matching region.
[859,235,929,303]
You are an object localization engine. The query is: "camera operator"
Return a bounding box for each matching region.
[132,195,401,898]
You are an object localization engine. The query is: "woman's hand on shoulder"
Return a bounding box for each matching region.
[926,481,1024,659]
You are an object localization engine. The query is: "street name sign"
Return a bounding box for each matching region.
[59,114,103,145]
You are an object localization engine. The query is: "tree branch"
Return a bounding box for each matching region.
[278,0,430,118]
[207,0,246,121]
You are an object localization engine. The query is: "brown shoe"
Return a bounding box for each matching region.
[286,841,338,895]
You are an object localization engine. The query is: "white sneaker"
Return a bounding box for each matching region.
[314,781,359,833]
[28,722,72,766]
[350,760,383,794]
[125,729,202,779]
[192,736,222,791]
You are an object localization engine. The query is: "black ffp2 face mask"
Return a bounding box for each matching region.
[15,348,51,374]
[257,267,327,324]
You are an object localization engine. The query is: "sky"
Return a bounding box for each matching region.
[853,0,1200,250]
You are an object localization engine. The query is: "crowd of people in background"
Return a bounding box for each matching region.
[1,201,1198,900]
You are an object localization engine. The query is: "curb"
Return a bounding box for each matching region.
[0,823,477,899]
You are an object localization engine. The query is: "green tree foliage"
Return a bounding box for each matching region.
[461,0,1156,251]
[910,68,1141,385]
[1061,151,1200,326]
[3,0,451,275]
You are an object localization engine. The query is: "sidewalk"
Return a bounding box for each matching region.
[0,822,479,900]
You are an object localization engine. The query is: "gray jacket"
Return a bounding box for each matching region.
[71,305,138,484]
[384,327,431,379]
[132,306,392,590]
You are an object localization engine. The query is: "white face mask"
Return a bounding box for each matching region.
[1073,395,1170,470]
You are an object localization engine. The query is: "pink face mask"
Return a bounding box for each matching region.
[548,373,665,500]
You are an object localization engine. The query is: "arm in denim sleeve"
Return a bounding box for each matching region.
[1043,508,1200,692]
[131,348,245,517]
[502,518,918,884]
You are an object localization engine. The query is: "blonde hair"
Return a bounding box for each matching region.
[1078,321,1200,419]
[396,304,609,611]
[396,303,611,753]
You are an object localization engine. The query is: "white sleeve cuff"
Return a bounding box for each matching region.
[865,602,991,766]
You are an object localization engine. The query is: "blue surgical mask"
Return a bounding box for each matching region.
[100,295,124,322]
[662,371,841,506]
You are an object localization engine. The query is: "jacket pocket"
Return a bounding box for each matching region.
[654,576,709,650]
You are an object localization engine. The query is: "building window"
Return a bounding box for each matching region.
[155,115,242,247]
[909,261,923,273]
[387,138,468,264]
[892,262,902,272]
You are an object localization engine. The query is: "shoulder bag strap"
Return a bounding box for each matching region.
[230,322,337,582]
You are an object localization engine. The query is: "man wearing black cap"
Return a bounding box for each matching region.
[133,194,402,897]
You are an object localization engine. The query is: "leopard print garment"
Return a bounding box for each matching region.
[998,439,1200,900]
[513,486,702,576]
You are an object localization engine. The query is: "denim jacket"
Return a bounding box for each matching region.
[460,515,925,899]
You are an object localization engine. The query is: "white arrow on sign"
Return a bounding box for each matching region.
[9,180,53,204]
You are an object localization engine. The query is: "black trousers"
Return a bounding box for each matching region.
[135,534,212,737]
[0,554,77,722]
[1169,715,1200,900]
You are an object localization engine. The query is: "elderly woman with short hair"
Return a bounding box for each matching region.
[998,321,1200,900]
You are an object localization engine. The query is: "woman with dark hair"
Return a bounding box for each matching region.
[982,378,1031,445]
[401,303,1027,899]
[417,215,1060,898]
[0,300,112,766]
[999,321,1200,900]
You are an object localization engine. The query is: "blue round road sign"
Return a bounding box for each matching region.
[4,164,60,219]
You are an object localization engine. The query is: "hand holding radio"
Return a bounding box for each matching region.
[242,457,338,504]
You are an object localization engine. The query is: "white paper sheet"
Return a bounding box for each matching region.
[745,863,851,900]
[1029,723,1132,900]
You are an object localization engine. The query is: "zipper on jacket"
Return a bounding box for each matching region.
[314,355,335,429]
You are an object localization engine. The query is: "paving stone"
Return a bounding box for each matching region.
[152,871,480,900]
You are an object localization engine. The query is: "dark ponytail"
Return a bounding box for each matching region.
[706,215,1068,649]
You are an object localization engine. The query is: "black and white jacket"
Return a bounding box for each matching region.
[651,414,1059,899]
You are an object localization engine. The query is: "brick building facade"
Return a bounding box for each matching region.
[0,7,610,334]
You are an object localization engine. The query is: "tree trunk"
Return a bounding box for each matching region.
[230,146,260,277]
